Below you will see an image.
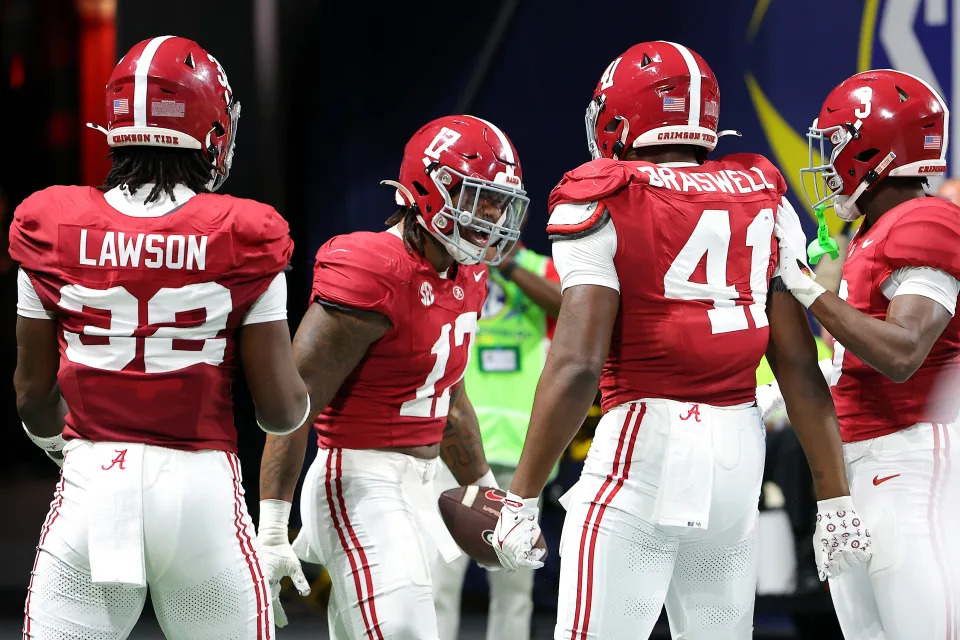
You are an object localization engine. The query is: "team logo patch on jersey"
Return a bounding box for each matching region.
[420,281,435,306]
[453,285,464,300]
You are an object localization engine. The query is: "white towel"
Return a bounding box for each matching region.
[292,457,325,565]
[88,442,146,587]
[652,402,713,529]
[403,458,463,563]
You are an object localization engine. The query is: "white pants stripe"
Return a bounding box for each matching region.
[325,448,385,640]
[571,402,643,640]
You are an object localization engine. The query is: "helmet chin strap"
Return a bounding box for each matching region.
[834,150,897,222]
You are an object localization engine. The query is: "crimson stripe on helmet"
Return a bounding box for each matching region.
[660,41,701,128]
[134,35,175,127]
[472,116,516,176]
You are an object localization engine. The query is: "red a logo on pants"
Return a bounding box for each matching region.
[101,449,128,471]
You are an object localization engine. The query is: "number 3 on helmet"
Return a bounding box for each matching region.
[87,35,241,191]
[802,69,949,221]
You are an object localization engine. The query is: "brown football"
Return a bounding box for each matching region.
[438,486,548,567]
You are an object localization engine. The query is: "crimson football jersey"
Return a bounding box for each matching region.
[9,186,293,452]
[548,155,786,410]
[832,197,960,442]
[310,229,487,449]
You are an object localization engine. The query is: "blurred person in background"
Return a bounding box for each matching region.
[256,115,529,639]
[937,178,960,206]
[12,36,309,638]
[492,41,866,640]
[431,237,561,640]
[777,69,960,639]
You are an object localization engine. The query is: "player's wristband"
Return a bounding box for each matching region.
[475,468,499,489]
[793,280,827,309]
[256,396,312,435]
[23,423,65,452]
[817,495,855,512]
[258,499,293,543]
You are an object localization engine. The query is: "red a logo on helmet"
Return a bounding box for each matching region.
[424,127,462,160]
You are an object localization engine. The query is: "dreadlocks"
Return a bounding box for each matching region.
[385,206,429,256]
[100,147,213,204]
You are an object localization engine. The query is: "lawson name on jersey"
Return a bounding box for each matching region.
[78,229,208,270]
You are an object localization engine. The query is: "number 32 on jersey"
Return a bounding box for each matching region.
[664,208,775,334]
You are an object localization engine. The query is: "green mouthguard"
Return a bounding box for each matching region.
[807,205,840,265]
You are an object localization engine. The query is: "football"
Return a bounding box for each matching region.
[438,486,548,567]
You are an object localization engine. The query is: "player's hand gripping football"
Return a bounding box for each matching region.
[814,496,872,581]
[493,492,545,572]
[774,204,827,308]
[257,500,311,627]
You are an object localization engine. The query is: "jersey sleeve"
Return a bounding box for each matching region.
[17,268,54,319]
[231,202,294,280]
[547,158,651,210]
[242,272,288,325]
[882,202,960,281]
[888,266,959,315]
[311,236,401,321]
[546,201,610,239]
[551,217,620,293]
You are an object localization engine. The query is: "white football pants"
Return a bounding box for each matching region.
[294,447,445,640]
[555,399,765,640]
[23,439,272,640]
[829,421,960,640]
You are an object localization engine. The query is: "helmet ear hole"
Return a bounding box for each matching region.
[604,116,623,133]
[412,180,430,197]
[853,148,880,163]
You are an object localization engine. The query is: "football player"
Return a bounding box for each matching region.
[255,115,528,638]
[12,36,309,638]
[491,41,869,639]
[777,69,960,640]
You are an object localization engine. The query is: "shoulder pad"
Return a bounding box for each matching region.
[7,186,71,272]
[883,199,960,281]
[715,153,788,197]
[547,159,650,211]
[227,197,294,278]
[312,233,402,318]
[546,202,610,241]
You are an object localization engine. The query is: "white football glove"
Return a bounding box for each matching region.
[774,203,826,308]
[257,500,311,627]
[492,492,545,572]
[472,468,503,572]
[814,496,872,581]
